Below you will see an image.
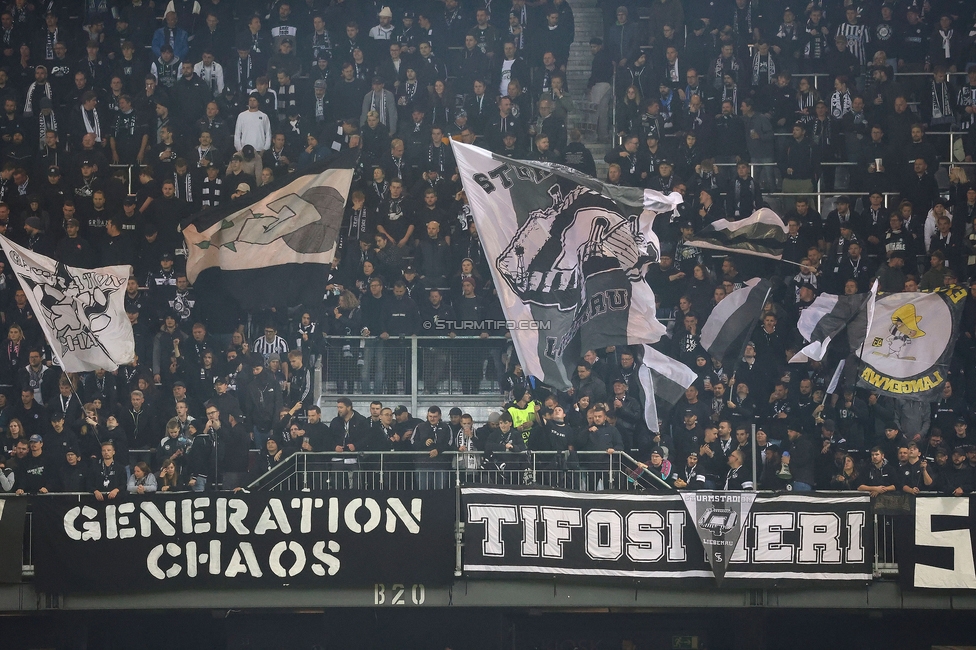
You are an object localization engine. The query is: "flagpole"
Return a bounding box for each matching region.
[751,422,758,492]
[726,285,773,391]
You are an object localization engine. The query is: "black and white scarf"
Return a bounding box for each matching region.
[930,80,954,124]
[777,22,798,42]
[276,83,297,117]
[23,82,52,116]
[804,20,828,59]
[200,176,222,208]
[44,28,58,59]
[714,55,740,84]
[368,90,388,123]
[796,90,815,122]
[236,55,253,93]
[721,86,739,113]
[82,106,102,142]
[811,117,832,147]
[829,90,852,119]
[752,53,775,86]
[732,3,754,40]
[38,111,57,149]
[174,172,192,203]
[428,144,446,173]
[938,29,953,59]
[345,205,368,243]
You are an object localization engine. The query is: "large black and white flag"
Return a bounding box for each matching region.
[0,236,134,372]
[638,344,697,433]
[700,278,772,371]
[452,141,681,390]
[790,281,877,363]
[686,208,788,260]
[182,153,355,311]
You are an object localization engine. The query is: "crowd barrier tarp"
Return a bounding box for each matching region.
[462,488,873,582]
[894,496,976,590]
[0,497,27,583]
[31,491,455,593]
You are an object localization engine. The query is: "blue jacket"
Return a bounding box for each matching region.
[152,26,190,59]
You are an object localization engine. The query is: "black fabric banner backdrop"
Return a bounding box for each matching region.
[0,497,27,583]
[894,496,976,590]
[32,492,455,593]
[462,488,873,582]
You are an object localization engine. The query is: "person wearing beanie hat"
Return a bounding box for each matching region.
[24,214,54,257]
[507,386,539,446]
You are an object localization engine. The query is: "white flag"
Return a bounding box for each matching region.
[0,236,134,372]
[452,141,680,390]
[638,344,697,433]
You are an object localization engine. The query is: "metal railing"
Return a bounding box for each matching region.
[245,450,671,493]
[318,335,514,407]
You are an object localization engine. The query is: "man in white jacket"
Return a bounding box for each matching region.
[234,92,272,154]
[193,50,225,97]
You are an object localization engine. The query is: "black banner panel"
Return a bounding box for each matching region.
[462,488,873,582]
[0,497,26,583]
[32,492,455,593]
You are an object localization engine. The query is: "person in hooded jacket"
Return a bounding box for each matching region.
[486,411,526,470]
[243,353,283,451]
[184,421,213,492]
[58,448,91,492]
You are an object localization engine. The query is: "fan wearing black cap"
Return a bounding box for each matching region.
[938,447,974,495]
[782,419,818,491]
[46,404,79,454]
[55,217,95,268]
[14,433,58,495]
[23,214,54,256]
[874,249,907,294]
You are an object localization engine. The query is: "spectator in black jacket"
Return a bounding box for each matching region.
[610,378,641,452]
[859,446,897,497]
[784,421,816,491]
[244,354,283,451]
[14,433,57,494]
[779,122,819,194]
[59,449,91,492]
[285,349,312,411]
[184,420,213,491]
[360,276,389,393]
[413,405,452,489]
[326,397,370,480]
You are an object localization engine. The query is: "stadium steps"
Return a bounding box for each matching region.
[562,0,613,180]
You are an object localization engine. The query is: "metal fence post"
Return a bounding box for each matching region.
[410,336,419,416]
[751,423,758,491]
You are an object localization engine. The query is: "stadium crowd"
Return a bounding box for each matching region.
[0,0,973,497]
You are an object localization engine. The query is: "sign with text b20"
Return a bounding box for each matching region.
[32,492,455,593]
[462,488,873,582]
